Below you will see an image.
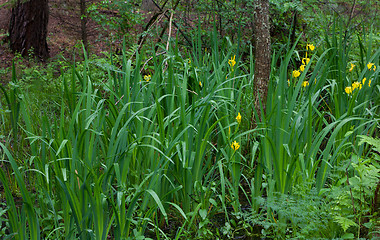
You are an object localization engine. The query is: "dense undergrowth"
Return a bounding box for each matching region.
[0,21,380,239]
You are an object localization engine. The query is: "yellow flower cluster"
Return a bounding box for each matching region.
[345,61,376,95]
[290,43,315,87]
[348,62,376,72]
[345,78,371,95]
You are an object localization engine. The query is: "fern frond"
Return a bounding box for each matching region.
[333,215,358,232]
[358,135,380,154]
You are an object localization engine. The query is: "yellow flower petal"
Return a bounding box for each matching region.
[300,65,306,72]
[302,81,309,87]
[349,63,355,72]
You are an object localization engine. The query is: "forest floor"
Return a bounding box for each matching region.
[0,0,165,87]
[0,0,111,86]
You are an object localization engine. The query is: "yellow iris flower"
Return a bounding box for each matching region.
[345,86,353,95]
[352,81,360,90]
[231,141,240,151]
[144,75,151,82]
[306,44,315,51]
[228,55,236,71]
[236,112,241,124]
[302,57,310,65]
[367,62,374,70]
[292,70,301,78]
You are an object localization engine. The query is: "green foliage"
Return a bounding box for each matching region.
[0,2,379,238]
[333,216,358,232]
[323,154,379,237]
[87,0,143,45]
[359,135,380,153]
[0,63,20,142]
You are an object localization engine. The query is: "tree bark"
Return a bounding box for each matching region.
[253,0,271,121]
[9,0,49,60]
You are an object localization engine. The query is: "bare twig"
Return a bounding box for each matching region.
[140,51,166,73]
[137,10,168,53]
[166,11,174,51]
[149,0,192,46]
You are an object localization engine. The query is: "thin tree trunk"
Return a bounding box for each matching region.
[80,0,88,51]
[253,0,271,121]
[9,0,49,60]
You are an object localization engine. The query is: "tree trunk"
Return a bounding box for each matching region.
[80,0,88,51]
[253,0,271,120]
[9,0,49,60]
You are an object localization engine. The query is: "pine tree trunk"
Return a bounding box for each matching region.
[9,0,49,60]
[253,0,271,120]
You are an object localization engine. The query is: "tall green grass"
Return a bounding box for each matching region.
[0,36,252,238]
[0,22,378,239]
